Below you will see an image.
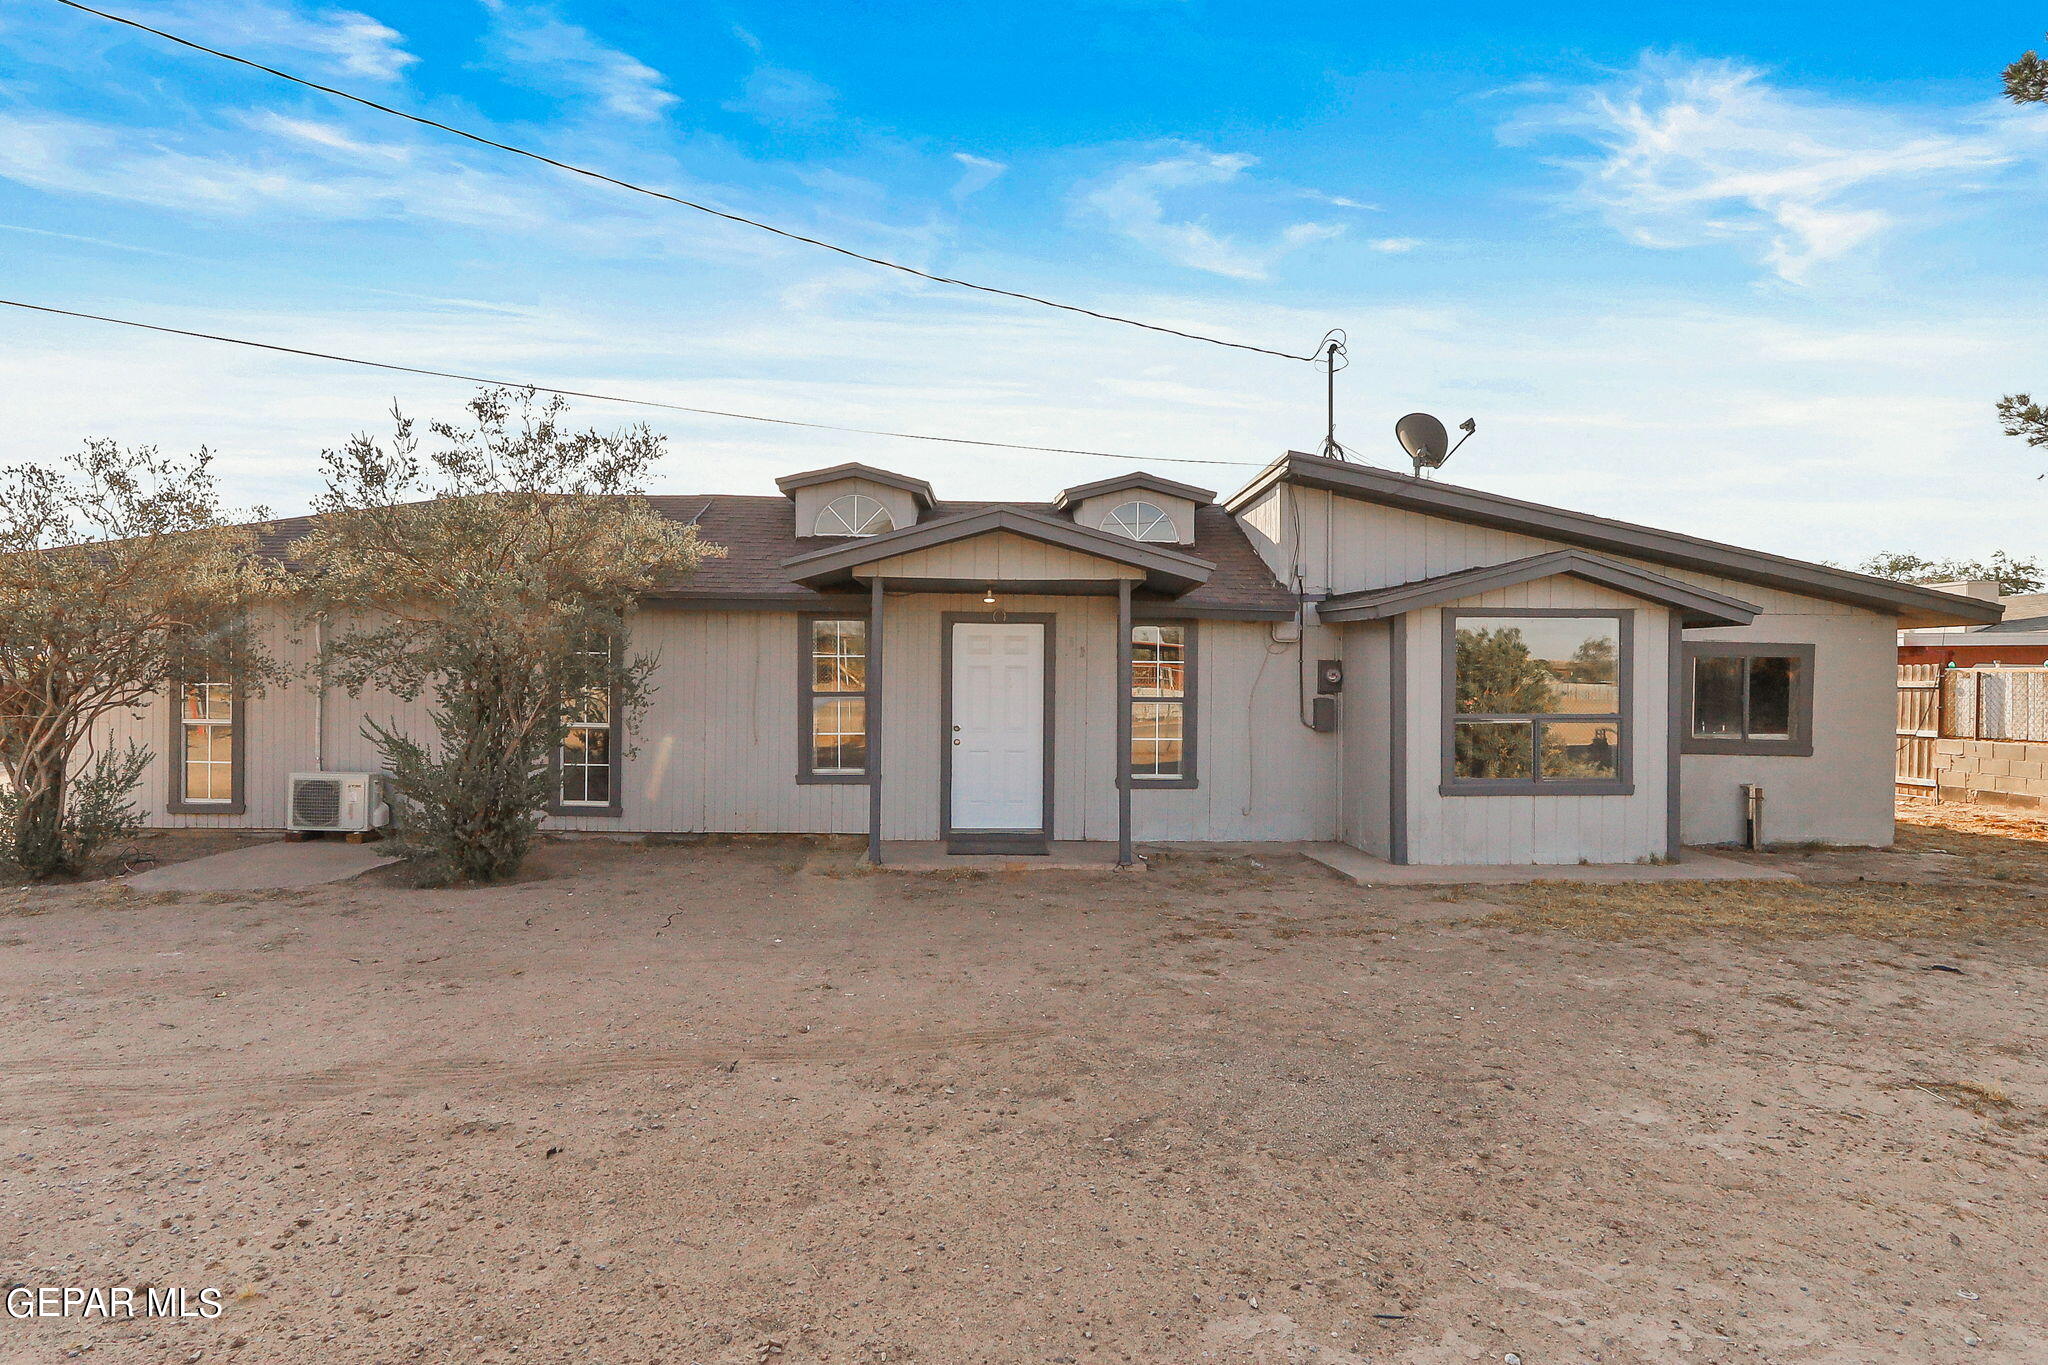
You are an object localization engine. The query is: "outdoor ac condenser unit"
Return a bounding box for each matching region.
[287,772,391,835]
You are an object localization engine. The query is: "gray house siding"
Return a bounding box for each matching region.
[1245,481,1898,851]
[97,598,1338,844]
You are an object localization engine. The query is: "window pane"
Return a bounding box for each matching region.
[1131,700,1184,778]
[1455,617,1618,715]
[183,682,232,721]
[1748,656,1796,739]
[1692,656,1744,738]
[564,685,609,725]
[811,619,867,692]
[1131,625,1186,698]
[811,697,867,773]
[1539,721,1620,781]
[1453,720,1532,780]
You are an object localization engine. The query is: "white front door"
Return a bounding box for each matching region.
[950,622,1046,832]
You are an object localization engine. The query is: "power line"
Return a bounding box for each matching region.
[51,0,1325,364]
[0,298,1264,468]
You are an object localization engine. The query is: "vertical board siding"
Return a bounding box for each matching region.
[864,534,1145,584]
[1338,621,1392,856]
[103,599,1334,843]
[1241,482,1895,853]
[1404,592,1672,866]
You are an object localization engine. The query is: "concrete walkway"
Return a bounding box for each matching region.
[124,839,399,893]
[1299,842,1799,887]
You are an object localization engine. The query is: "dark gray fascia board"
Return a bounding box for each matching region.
[1226,452,2006,628]
[780,505,1215,593]
[773,462,936,508]
[1051,471,1218,511]
[1317,549,1759,628]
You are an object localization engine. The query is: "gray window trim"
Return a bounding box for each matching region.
[1681,641,1816,757]
[1439,608,1635,798]
[166,674,247,816]
[1127,617,1199,790]
[796,612,872,785]
[547,643,625,818]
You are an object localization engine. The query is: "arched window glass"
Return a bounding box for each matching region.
[814,494,895,537]
[1102,500,1177,543]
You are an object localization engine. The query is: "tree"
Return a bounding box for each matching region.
[0,443,281,879]
[2001,40,2045,459]
[1452,626,1556,779]
[1847,551,2044,595]
[292,388,723,886]
[2008,34,2048,102]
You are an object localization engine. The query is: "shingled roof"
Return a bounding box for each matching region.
[243,495,1297,619]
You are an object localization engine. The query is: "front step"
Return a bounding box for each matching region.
[945,833,1050,857]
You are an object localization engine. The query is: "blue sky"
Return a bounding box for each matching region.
[1,0,2043,561]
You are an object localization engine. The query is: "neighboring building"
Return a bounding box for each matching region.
[100,453,1998,866]
[1899,581,2048,666]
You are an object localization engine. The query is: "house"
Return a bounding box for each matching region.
[105,452,2001,866]
[1899,581,2048,667]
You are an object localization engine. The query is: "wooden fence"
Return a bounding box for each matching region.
[1896,664,1941,795]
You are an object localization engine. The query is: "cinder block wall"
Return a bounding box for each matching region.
[1933,739,2048,809]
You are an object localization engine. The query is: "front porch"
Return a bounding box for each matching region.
[782,505,1228,867]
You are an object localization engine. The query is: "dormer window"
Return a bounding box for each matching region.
[1102,500,1177,543]
[815,494,896,537]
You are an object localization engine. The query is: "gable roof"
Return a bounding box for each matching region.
[783,505,1214,594]
[1317,549,1760,628]
[773,462,935,508]
[1227,452,2005,628]
[1051,471,1217,511]
[241,495,1295,618]
[648,496,1294,617]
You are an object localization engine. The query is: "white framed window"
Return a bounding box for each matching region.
[1102,500,1177,542]
[556,639,618,811]
[814,494,895,537]
[1127,621,1197,787]
[177,678,236,807]
[800,617,869,781]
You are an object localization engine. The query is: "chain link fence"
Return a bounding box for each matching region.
[1941,666,2048,741]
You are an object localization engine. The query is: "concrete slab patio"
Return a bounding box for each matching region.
[1298,842,1800,886]
[122,838,399,893]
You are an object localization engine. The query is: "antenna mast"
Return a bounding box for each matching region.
[1317,330,1351,461]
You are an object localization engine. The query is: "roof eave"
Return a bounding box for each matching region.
[780,505,1215,594]
[1316,549,1761,629]
[1230,452,2005,626]
[1051,471,1218,511]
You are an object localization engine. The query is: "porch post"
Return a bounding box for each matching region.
[868,575,884,866]
[1116,578,1134,867]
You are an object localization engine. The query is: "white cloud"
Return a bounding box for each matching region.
[1505,53,2048,283]
[477,1,677,121]
[1078,147,1344,280]
[156,0,414,82]
[724,65,837,128]
[951,152,1008,200]
[1367,237,1422,253]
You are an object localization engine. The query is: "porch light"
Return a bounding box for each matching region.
[982,586,996,605]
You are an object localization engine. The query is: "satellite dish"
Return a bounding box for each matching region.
[1396,413,1449,472]
[1395,412,1477,478]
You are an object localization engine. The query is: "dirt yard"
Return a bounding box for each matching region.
[3,804,2044,1364]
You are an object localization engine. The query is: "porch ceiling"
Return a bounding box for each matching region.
[782,505,1215,595]
[1315,549,1761,628]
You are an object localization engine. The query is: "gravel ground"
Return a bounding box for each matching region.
[1,808,2043,1364]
